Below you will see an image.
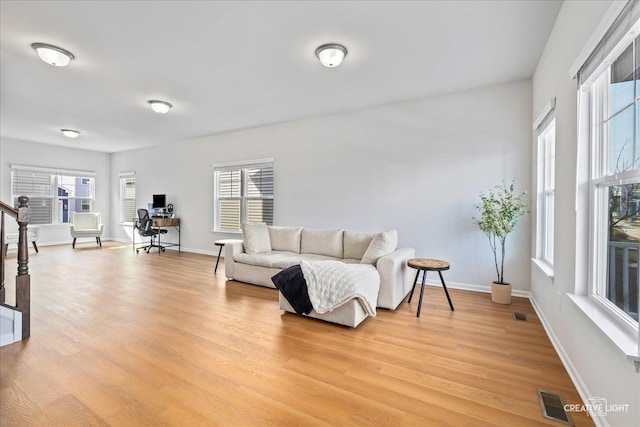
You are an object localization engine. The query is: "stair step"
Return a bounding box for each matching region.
[0,305,22,346]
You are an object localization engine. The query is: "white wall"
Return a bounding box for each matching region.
[0,137,111,245]
[111,80,532,291]
[531,1,639,426]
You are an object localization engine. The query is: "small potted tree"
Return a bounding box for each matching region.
[473,179,528,304]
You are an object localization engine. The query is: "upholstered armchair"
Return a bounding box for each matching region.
[3,219,39,256]
[70,212,104,249]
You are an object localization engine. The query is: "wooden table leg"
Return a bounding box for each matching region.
[408,269,420,303]
[416,270,427,317]
[214,244,223,272]
[438,270,455,311]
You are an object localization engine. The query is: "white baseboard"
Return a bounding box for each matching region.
[420,278,531,298]
[529,295,607,427]
[110,237,219,257]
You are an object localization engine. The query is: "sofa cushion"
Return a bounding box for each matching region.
[242,223,271,254]
[234,251,297,268]
[268,226,302,253]
[344,230,377,260]
[72,213,101,229]
[273,253,341,269]
[361,229,398,265]
[234,251,342,270]
[300,228,344,258]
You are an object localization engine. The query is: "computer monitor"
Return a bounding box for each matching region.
[152,194,166,209]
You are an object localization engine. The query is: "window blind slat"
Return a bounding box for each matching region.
[215,162,274,230]
[219,199,241,231]
[12,171,52,198]
[247,167,274,197]
[12,168,95,225]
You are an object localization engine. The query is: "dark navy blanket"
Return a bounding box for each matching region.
[271,265,313,315]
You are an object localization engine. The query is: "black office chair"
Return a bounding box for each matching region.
[135,208,167,253]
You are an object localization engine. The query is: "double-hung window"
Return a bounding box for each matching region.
[11,165,95,225]
[213,159,274,232]
[579,20,640,326]
[535,114,556,270]
[589,39,640,323]
[120,172,136,223]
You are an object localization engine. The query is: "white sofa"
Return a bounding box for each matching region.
[225,225,415,327]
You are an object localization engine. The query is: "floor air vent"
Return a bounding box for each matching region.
[536,389,574,425]
[512,311,528,322]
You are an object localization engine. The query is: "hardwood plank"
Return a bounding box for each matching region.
[0,243,594,426]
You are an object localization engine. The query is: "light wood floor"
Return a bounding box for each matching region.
[0,242,593,426]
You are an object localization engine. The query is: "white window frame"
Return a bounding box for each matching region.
[119,172,136,224]
[585,34,640,330]
[571,5,640,370]
[536,118,556,270]
[541,125,556,266]
[213,158,274,233]
[11,165,96,225]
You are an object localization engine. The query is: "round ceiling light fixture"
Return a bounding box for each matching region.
[31,43,75,67]
[148,100,172,114]
[315,43,347,68]
[60,129,80,138]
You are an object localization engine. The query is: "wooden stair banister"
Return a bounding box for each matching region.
[0,196,31,340]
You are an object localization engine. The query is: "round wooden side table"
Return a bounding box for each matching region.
[407,258,455,317]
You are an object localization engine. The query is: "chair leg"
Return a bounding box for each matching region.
[72,238,76,249]
[32,241,38,253]
[3,244,7,257]
[97,237,102,247]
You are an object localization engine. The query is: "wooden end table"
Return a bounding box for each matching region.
[407,258,455,317]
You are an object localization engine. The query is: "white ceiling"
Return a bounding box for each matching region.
[0,0,562,153]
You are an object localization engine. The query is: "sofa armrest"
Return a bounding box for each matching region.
[376,247,415,310]
[224,240,245,279]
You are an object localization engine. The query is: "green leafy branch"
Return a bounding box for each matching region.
[473,179,528,284]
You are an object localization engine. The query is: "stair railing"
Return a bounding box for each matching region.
[0,196,31,340]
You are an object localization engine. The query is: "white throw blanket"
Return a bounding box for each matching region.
[299,260,380,316]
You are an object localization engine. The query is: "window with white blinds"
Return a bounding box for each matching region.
[120,173,136,223]
[11,165,95,225]
[214,160,274,232]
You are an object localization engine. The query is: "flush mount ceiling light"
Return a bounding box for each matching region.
[148,100,172,114]
[60,129,80,138]
[315,43,347,68]
[31,43,75,67]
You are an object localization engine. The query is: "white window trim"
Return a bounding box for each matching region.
[572,13,640,370]
[532,98,556,278]
[212,157,274,170]
[535,118,556,274]
[567,294,640,370]
[11,164,96,177]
